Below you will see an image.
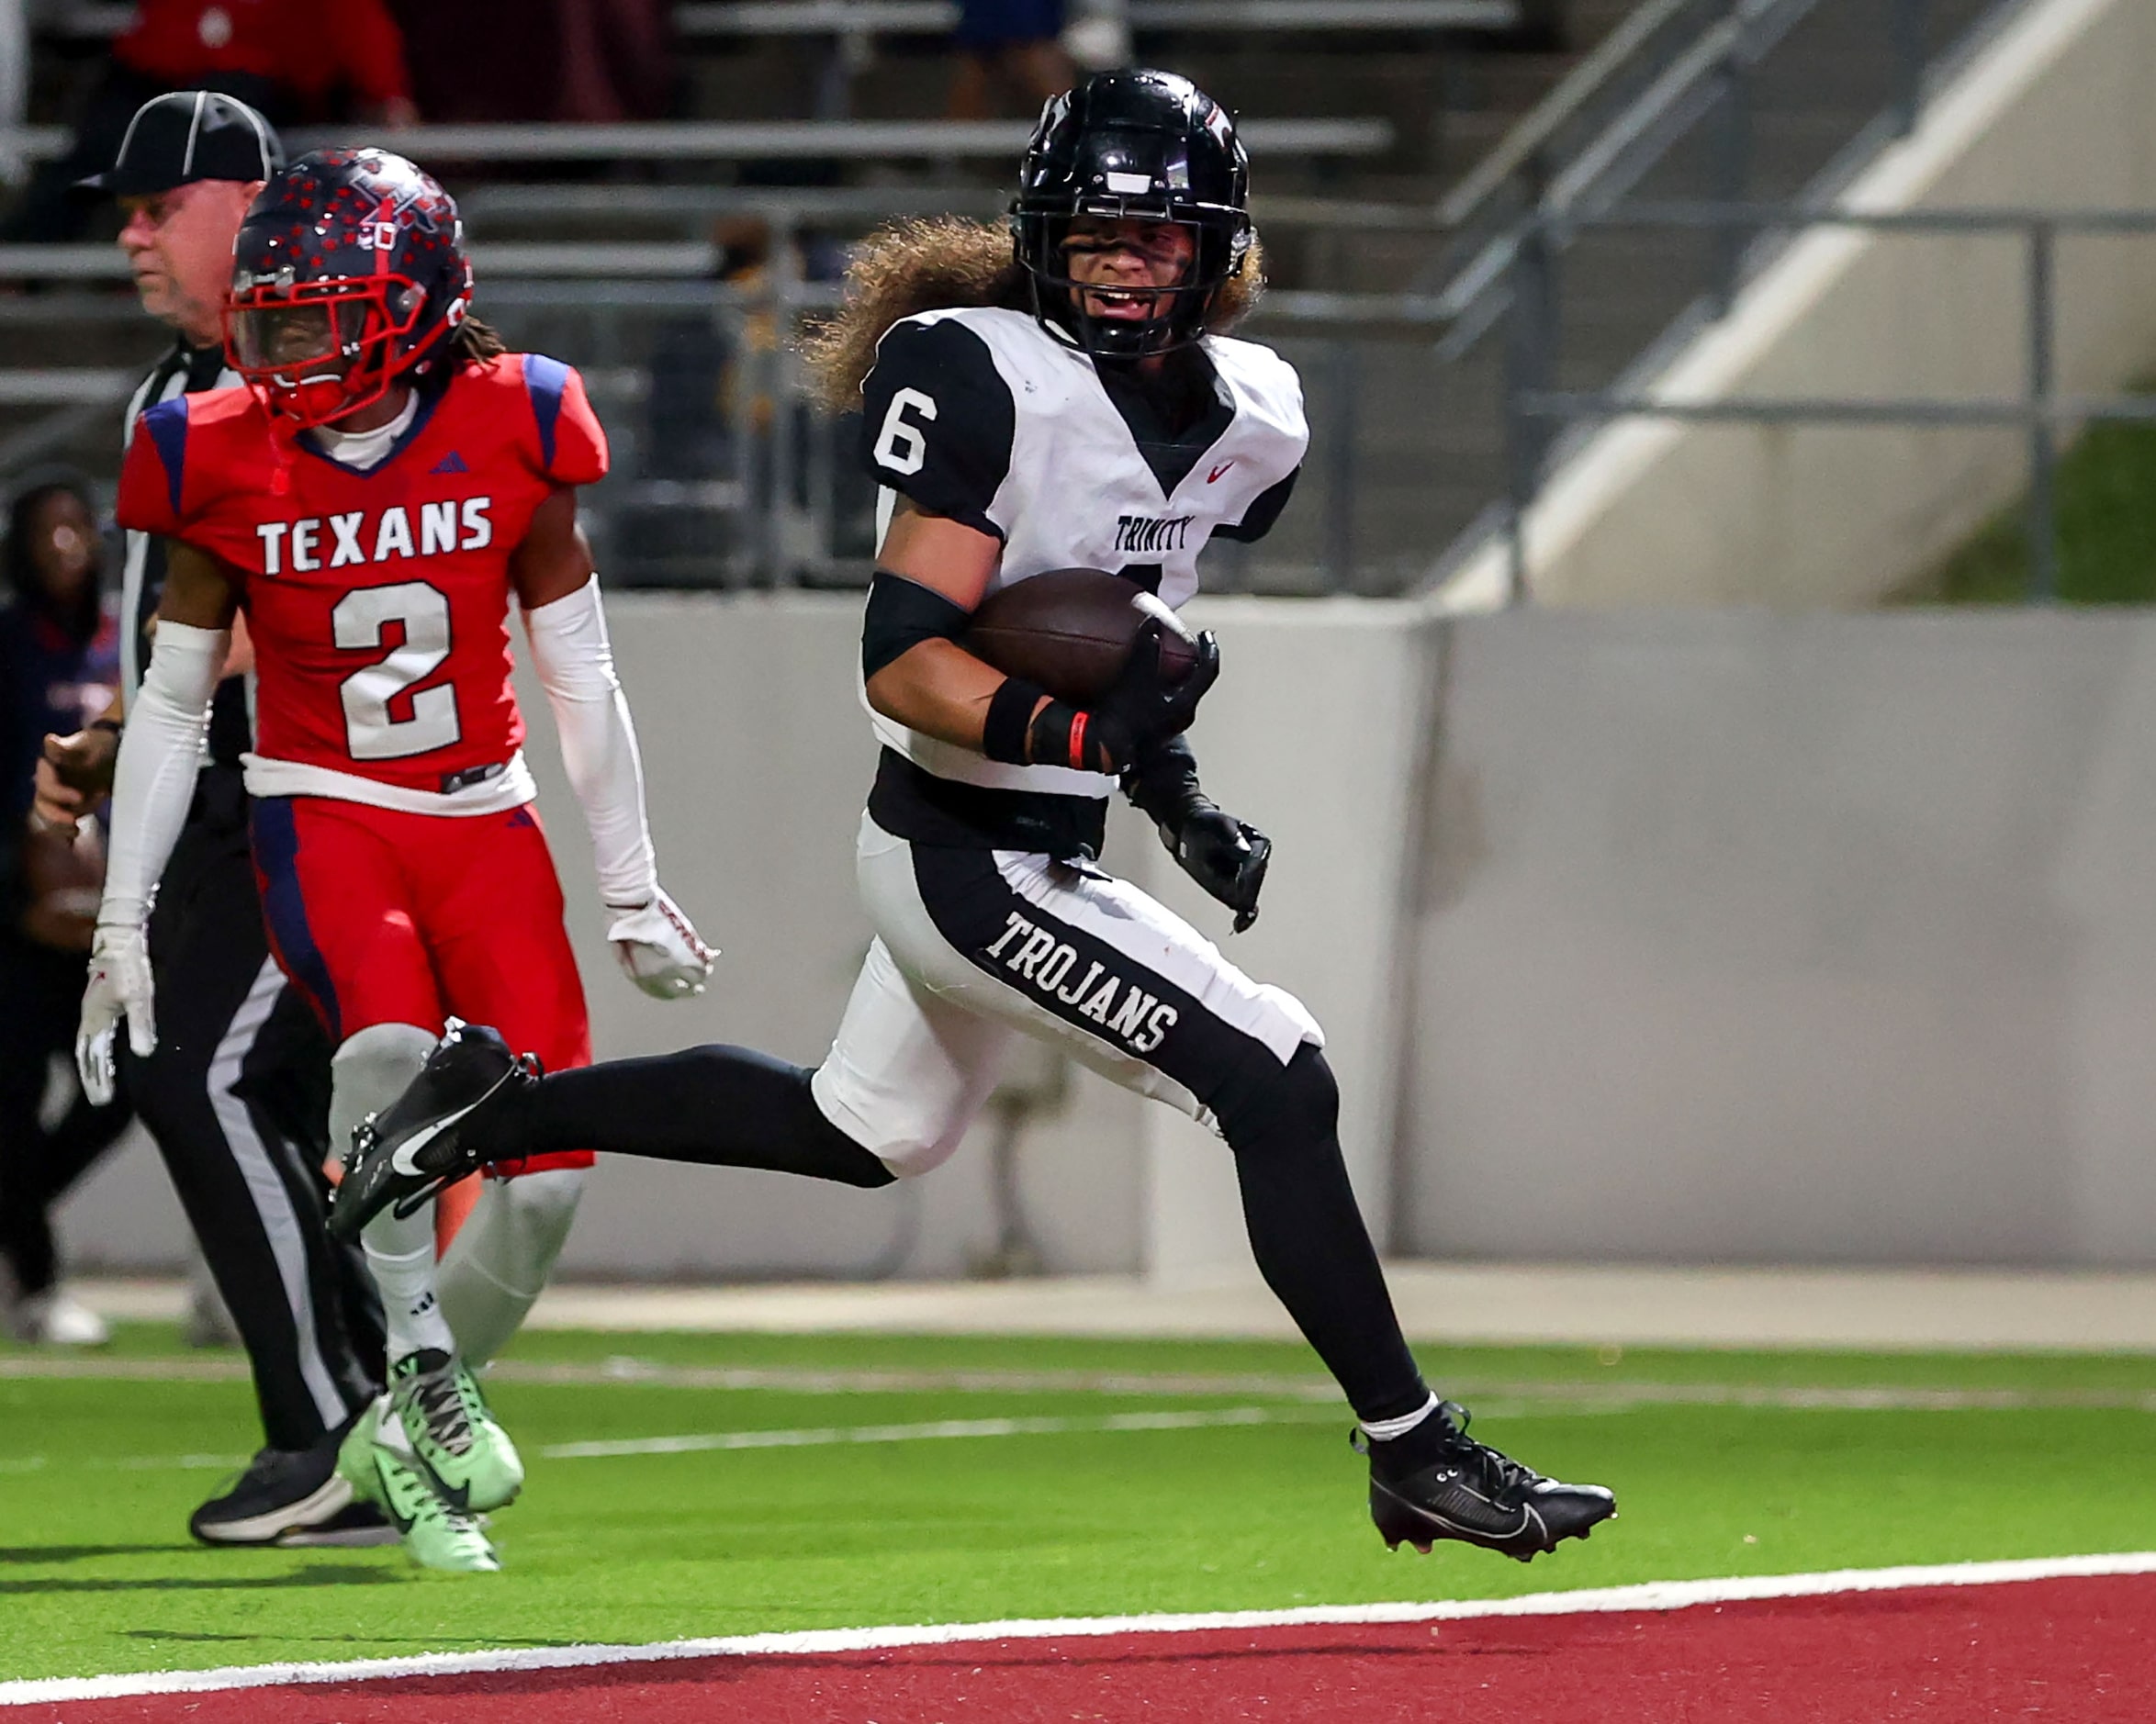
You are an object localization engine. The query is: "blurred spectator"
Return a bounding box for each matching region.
[3,0,416,242]
[0,470,132,1346]
[947,0,1076,120]
[387,0,674,123]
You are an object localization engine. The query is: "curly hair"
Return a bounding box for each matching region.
[800,217,1266,412]
[450,315,508,363]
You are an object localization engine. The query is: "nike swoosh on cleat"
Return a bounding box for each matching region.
[387,1103,483,1176]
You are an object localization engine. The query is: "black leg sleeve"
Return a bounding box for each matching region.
[1212,1043,1429,1426]
[477,1045,896,1190]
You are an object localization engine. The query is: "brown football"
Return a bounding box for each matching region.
[964,567,1198,703]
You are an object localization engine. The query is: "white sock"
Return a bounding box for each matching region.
[364,1203,455,1365]
[438,1168,585,1369]
[1361,1392,1440,1442]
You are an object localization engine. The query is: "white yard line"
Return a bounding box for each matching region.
[6,1551,2154,1707]
[8,1352,2156,1413]
[540,1405,1341,1458]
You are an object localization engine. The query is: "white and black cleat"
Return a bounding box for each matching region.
[190,1423,396,1548]
[1357,1401,1615,1563]
[327,1020,539,1243]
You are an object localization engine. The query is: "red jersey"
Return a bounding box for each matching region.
[117,353,607,804]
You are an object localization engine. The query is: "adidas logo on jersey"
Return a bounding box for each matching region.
[254,499,493,576]
[984,912,1180,1054]
[431,452,470,475]
[1115,514,1196,555]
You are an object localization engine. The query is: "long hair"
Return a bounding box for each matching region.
[5,467,104,644]
[800,217,1266,412]
[451,316,507,363]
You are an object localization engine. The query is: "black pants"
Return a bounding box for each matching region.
[119,767,383,1452]
[0,932,135,1296]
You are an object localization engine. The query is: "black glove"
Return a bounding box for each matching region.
[1093,621,1220,765]
[1168,804,1271,933]
[1027,622,1221,775]
[1122,733,1271,933]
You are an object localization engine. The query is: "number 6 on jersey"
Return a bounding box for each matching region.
[333,579,461,759]
[873,387,937,476]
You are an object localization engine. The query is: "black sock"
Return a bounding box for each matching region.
[476,1045,895,1190]
[1213,1043,1429,1426]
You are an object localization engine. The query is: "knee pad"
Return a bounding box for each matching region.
[329,1023,437,1156]
[1217,1039,1339,1159]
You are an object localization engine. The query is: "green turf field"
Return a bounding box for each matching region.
[6,1323,2155,1685]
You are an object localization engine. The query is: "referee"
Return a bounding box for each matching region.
[34,93,386,1546]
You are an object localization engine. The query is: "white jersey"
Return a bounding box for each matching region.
[859,304,1308,800]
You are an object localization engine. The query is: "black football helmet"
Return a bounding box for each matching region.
[224,148,473,428]
[1012,70,1252,360]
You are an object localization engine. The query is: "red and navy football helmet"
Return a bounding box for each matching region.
[224,148,473,428]
[1012,71,1252,360]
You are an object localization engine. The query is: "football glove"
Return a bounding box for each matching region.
[1168,805,1271,934]
[1098,621,1219,756]
[1122,734,1271,934]
[606,888,715,1000]
[77,922,155,1104]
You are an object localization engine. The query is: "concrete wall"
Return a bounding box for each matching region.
[1442,0,2156,612]
[55,591,1428,1282]
[1404,607,2156,1267]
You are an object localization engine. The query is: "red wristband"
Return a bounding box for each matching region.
[1067,711,1089,770]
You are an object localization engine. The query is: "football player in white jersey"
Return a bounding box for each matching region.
[332,71,1617,1564]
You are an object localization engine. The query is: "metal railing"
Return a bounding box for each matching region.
[1418,0,1979,349]
[676,0,1520,30]
[1498,202,2156,603]
[0,117,1392,174]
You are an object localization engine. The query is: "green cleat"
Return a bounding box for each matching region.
[340,1394,500,1573]
[388,1348,524,1514]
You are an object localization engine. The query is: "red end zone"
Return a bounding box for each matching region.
[29,1572,2156,1723]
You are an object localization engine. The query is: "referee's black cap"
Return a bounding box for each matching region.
[77,91,284,196]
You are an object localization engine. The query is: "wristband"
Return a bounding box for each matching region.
[982,676,1047,765]
[1027,700,1132,774]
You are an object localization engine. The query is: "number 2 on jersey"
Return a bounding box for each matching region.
[332,580,461,759]
[873,387,937,476]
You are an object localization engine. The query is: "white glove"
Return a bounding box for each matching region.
[77,922,155,1104]
[606,888,714,1000]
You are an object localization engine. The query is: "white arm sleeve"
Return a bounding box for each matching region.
[523,575,659,907]
[98,620,228,928]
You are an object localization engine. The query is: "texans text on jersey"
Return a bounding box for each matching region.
[254,499,493,577]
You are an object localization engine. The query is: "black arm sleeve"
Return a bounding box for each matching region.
[860,570,972,680]
[859,318,1016,542]
[1122,733,1209,831]
[1214,467,1300,543]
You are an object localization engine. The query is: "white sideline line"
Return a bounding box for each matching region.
[540,1405,1342,1458]
[10,1352,2155,1414]
[6,1552,2154,1707]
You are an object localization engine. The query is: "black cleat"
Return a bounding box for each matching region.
[189,1427,396,1547]
[1358,1401,1615,1563]
[327,1020,539,1244]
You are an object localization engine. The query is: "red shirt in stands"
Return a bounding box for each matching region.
[115,353,607,796]
[118,0,413,115]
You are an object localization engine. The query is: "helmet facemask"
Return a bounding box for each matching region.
[225,273,431,430]
[1016,207,1247,360]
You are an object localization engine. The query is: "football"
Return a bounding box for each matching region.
[964,567,1199,703]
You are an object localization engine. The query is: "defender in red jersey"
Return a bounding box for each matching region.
[84,148,713,1573]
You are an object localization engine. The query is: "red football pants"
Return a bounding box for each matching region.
[251,795,592,1175]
